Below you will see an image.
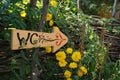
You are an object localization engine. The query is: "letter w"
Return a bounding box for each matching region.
[17,33,30,46]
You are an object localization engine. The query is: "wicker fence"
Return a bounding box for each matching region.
[92,16,120,62]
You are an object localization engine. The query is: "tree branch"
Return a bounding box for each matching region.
[112,0,118,17]
[31,0,49,80]
[77,0,81,10]
[37,0,49,31]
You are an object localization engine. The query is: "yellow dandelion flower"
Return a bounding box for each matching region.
[49,20,54,26]
[56,51,66,61]
[67,78,72,80]
[69,62,77,69]
[71,51,81,62]
[46,13,52,21]
[77,70,84,77]
[20,11,26,18]
[64,70,72,78]
[80,66,87,74]
[58,60,67,67]
[66,48,73,54]
[45,46,52,53]
[50,0,57,7]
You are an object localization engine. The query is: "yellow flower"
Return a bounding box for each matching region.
[45,46,51,53]
[46,13,52,21]
[50,0,57,7]
[58,60,67,67]
[77,70,84,77]
[22,0,28,4]
[49,20,54,26]
[67,78,72,80]
[69,62,77,69]
[56,51,66,61]
[71,51,81,62]
[66,48,73,54]
[80,66,87,74]
[20,11,26,18]
[64,70,72,78]
[53,26,60,30]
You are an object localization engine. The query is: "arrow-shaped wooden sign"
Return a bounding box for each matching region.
[11,27,68,52]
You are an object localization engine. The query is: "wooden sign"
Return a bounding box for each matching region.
[11,27,68,52]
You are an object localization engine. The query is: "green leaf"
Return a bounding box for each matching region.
[11,59,17,65]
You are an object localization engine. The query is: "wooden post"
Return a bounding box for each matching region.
[38,0,49,31]
[31,0,49,80]
[26,0,40,80]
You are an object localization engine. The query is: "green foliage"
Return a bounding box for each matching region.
[81,0,113,15]
[39,56,64,80]
[0,0,120,80]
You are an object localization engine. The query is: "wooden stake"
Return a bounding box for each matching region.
[31,0,49,80]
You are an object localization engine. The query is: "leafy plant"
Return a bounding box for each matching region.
[0,0,120,80]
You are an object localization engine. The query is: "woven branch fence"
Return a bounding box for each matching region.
[92,16,120,62]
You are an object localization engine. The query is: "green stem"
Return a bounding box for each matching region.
[98,24,110,80]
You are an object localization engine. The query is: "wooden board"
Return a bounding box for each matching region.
[11,27,68,52]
